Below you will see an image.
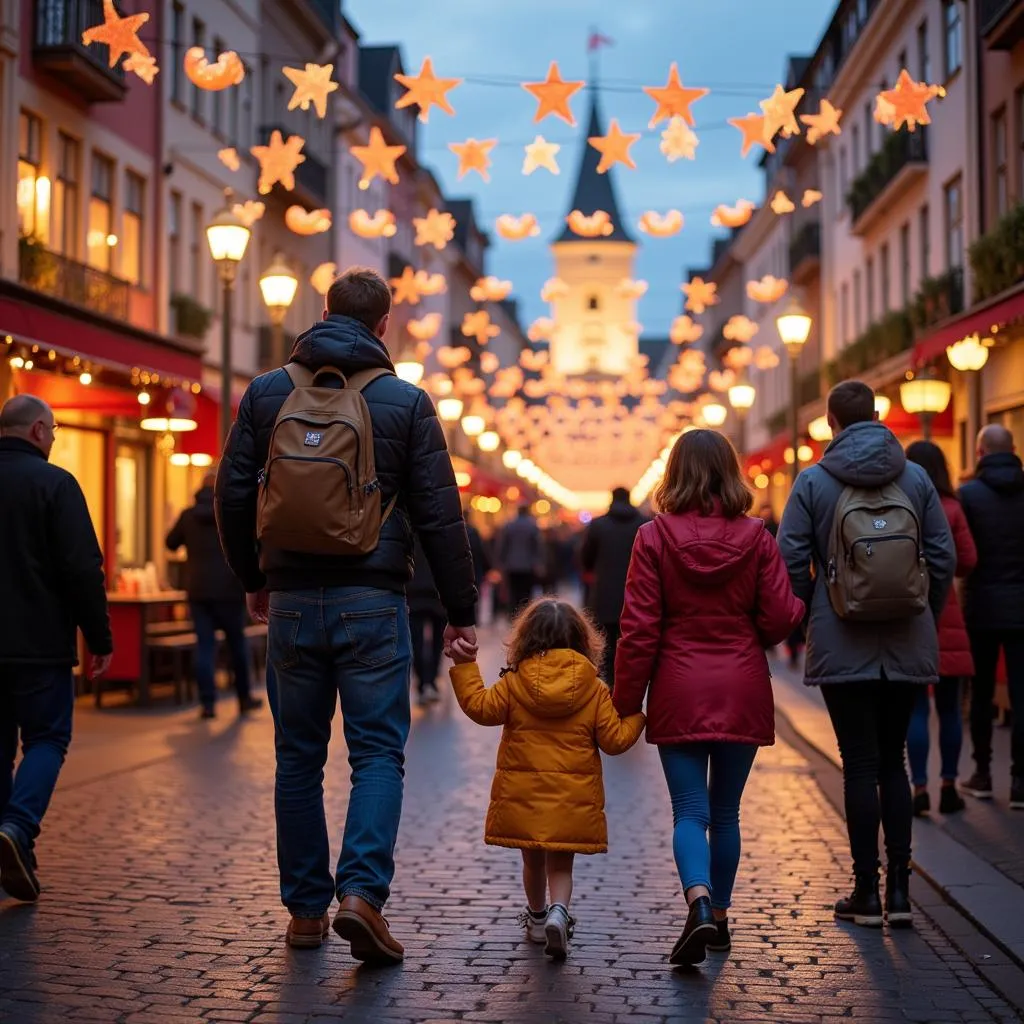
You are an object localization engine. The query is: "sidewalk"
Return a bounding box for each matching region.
[770,653,1024,974]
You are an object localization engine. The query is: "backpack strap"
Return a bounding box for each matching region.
[346,367,395,392]
[283,363,315,387]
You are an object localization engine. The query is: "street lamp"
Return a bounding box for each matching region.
[702,402,728,427]
[259,253,299,369]
[206,191,251,446]
[900,369,952,441]
[502,449,523,470]
[947,333,989,451]
[776,298,813,485]
[395,356,425,385]
[727,381,756,455]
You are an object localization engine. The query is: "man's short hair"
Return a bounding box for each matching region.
[611,486,630,504]
[828,380,876,430]
[0,394,50,432]
[326,267,392,331]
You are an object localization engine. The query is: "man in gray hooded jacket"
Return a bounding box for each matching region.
[778,380,955,929]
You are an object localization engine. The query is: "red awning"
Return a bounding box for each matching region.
[14,369,142,418]
[913,283,1024,367]
[175,393,222,458]
[883,403,954,437]
[745,433,823,474]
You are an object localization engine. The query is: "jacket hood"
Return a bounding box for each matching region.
[509,649,600,719]
[608,498,641,523]
[654,512,764,583]
[290,315,395,376]
[193,486,216,523]
[975,451,1024,495]
[819,420,906,487]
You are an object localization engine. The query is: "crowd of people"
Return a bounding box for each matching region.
[2,265,1022,974]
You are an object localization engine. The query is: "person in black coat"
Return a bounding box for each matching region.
[166,473,260,719]
[407,536,446,705]
[579,487,646,687]
[0,394,112,902]
[958,424,1024,806]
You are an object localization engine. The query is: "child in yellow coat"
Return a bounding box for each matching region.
[448,597,645,960]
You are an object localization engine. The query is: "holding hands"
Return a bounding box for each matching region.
[444,624,479,665]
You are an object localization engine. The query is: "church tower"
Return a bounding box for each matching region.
[548,88,639,378]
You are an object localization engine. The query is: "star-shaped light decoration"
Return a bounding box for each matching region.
[82,0,149,67]
[283,63,339,120]
[589,119,641,173]
[638,210,684,237]
[754,346,781,370]
[123,52,158,84]
[711,200,756,228]
[528,317,555,342]
[760,84,805,141]
[496,214,541,241]
[723,316,760,343]
[407,313,443,341]
[770,190,795,215]
[251,131,306,195]
[660,117,699,162]
[437,346,472,369]
[285,206,331,236]
[471,277,513,303]
[232,200,266,227]
[218,148,240,172]
[394,57,462,123]
[348,209,397,238]
[449,138,497,181]
[523,135,561,175]
[617,279,649,300]
[390,266,422,306]
[522,61,585,126]
[802,189,824,208]
[350,126,407,189]
[728,113,776,158]
[723,344,755,370]
[414,271,447,296]
[800,99,843,145]
[681,277,719,315]
[747,275,789,304]
[643,63,709,128]
[875,70,944,132]
[184,48,245,90]
[480,351,500,374]
[413,208,456,250]
[462,311,501,346]
[566,210,613,237]
[541,278,569,302]
[310,263,337,297]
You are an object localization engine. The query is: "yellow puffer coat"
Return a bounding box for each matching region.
[450,650,646,854]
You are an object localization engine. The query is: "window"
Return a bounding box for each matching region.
[841,282,850,344]
[866,256,875,323]
[190,202,203,300]
[918,20,931,83]
[171,3,184,104]
[857,0,868,24]
[229,76,241,146]
[587,294,600,311]
[864,102,874,156]
[212,36,225,135]
[945,175,963,269]
[880,243,891,313]
[115,443,150,570]
[920,203,931,280]
[190,18,205,122]
[122,171,144,285]
[168,191,181,299]
[852,124,861,174]
[17,111,48,243]
[994,107,1009,218]
[897,49,907,74]
[853,269,863,334]
[943,0,962,78]
[53,133,79,258]
[900,222,911,304]
[838,146,848,201]
[88,153,114,272]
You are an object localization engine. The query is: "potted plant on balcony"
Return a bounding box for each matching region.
[170,293,214,340]
[969,202,1024,304]
[18,234,50,289]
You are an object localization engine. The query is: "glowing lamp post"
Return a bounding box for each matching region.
[900,370,952,441]
[259,253,299,369]
[776,299,813,485]
[727,381,756,454]
[702,402,728,427]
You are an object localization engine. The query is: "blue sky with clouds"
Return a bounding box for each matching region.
[346,0,834,335]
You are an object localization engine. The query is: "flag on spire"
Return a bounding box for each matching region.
[587,30,614,53]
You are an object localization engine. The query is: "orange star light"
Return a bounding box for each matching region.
[390,266,422,306]
[350,126,407,188]
[681,277,719,315]
[770,190,795,215]
[82,0,149,67]
[800,98,843,145]
[802,189,824,208]
[588,119,641,174]
[522,62,585,127]
[217,147,240,172]
[232,200,265,227]
[760,85,804,141]
[449,138,497,181]
[728,113,775,158]
[643,63,709,128]
[462,311,501,346]
[123,52,158,84]
[283,63,339,120]
[251,131,306,195]
[876,70,941,132]
[523,135,561,175]
[394,57,462,123]
[413,208,456,250]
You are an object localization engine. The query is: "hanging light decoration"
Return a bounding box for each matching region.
[946,333,990,373]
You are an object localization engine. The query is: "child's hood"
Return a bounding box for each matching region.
[508,649,600,720]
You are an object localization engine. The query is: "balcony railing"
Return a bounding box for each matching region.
[789,221,821,281]
[847,129,928,231]
[258,124,329,206]
[19,239,130,321]
[979,0,1024,48]
[34,0,128,102]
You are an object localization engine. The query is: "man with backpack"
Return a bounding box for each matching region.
[216,267,477,964]
[778,380,955,930]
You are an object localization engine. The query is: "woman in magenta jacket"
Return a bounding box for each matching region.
[613,430,805,967]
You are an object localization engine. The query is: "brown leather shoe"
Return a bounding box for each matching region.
[285,912,330,949]
[332,894,404,965]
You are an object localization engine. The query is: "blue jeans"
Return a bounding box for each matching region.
[659,742,758,911]
[0,664,74,850]
[268,587,412,918]
[191,600,252,709]
[906,676,963,786]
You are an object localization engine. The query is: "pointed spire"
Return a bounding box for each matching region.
[555,87,633,244]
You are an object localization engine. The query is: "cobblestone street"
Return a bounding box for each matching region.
[1,632,1021,1023]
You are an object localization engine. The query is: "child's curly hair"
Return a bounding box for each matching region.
[504,598,606,673]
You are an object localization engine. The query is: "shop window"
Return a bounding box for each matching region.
[115,443,149,569]
[944,175,963,270]
[50,426,105,549]
[53,133,79,258]
[993,108,1009,218]
[88,152,114,273]
[17,111,49,243]
[943,0,961,78]
[122,171,144,285]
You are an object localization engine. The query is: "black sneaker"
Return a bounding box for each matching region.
[885,865,913,929]
[239,696,263,715]
[939,786,966,815]
[834,873,882,927]
[670,896,717,966]
[961,771,993,799]
[705,918,731,952]
[0,824,41,902]
[912,791,930,816]
[1011,777,1024,811]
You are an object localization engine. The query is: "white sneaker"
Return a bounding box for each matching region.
[544,903,575,960]
[517,907,547,943]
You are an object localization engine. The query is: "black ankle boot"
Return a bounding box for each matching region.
[885,864,913,928]
[834,873,883,927]
[670,896,717,966]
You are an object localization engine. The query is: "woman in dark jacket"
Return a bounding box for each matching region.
[905,441,977,816]
[614,430,804,967]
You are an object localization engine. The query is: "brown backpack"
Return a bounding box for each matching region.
[825,481,929,621]
[257,363,396,556]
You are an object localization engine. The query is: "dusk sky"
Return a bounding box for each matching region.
[347,0,835,336]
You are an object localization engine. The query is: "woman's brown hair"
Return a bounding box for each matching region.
[504,598,605,672]
[654,428,753,518]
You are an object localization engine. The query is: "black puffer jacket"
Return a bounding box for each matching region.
[215,315,477,626]
[580,498,647,624]
[959,451,1024,630]
[166,486,244,604]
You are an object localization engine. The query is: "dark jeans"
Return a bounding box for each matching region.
[822,681,916,875]
[600,623,620,689]
[409,610,446,693]
[906,677,963,785]
[506,573,536,617]
[268,587,411,917]
[191,600,252,709]
[0,664,74,850]
[969,629,1024,778]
